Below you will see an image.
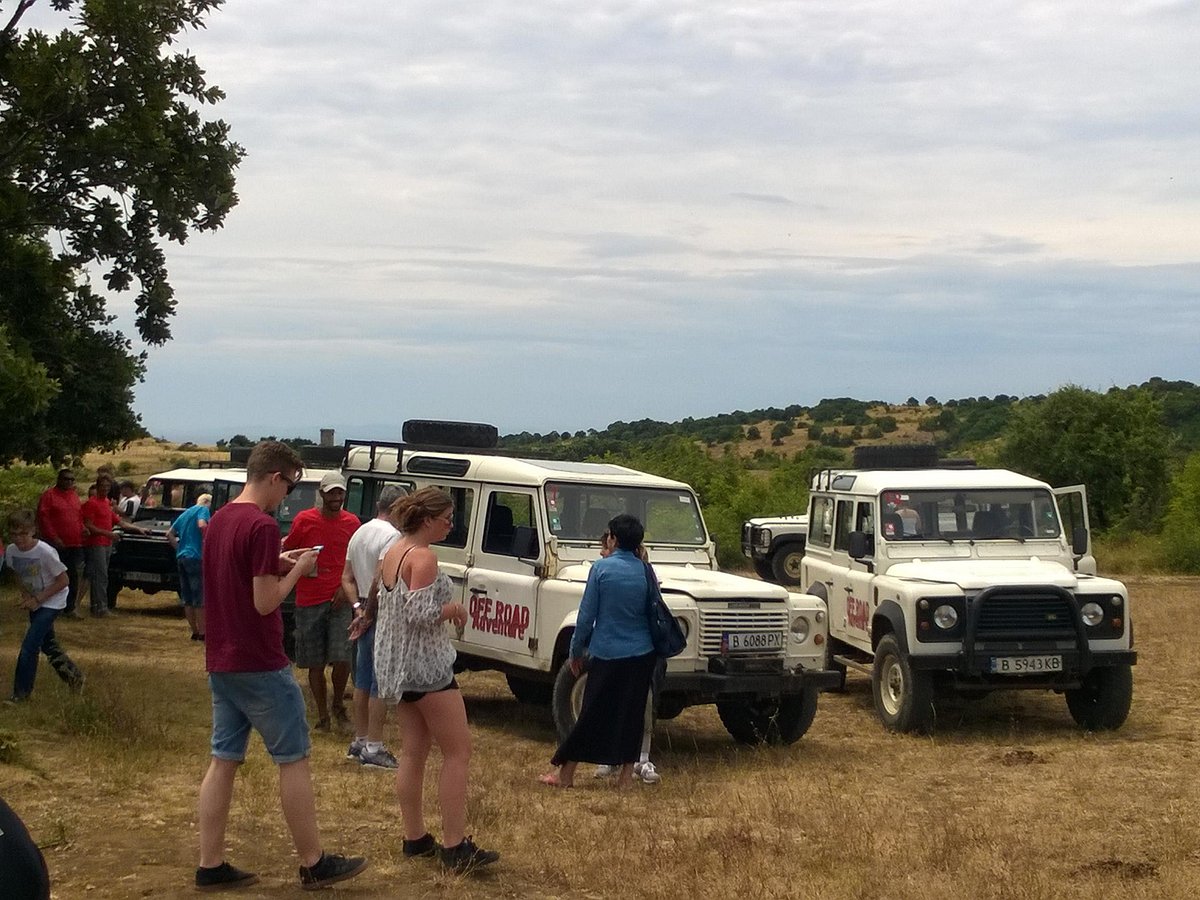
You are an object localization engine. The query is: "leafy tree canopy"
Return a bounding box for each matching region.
[0,0,242,464]
[999,385,1172,531]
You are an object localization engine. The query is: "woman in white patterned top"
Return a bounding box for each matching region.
[374,488,499,873]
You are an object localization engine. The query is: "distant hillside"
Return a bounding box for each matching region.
[499,379,1200,463]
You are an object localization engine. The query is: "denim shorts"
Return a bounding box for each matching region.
[354,619,378,697]
[177,556,203,608]
[294,601,353,668]
[209,667,310,764]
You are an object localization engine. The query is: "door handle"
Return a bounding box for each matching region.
[844,586,854,593]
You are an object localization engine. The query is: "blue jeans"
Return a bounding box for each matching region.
[354,620,378,697]
[209,667,311,764]
[177,556,203,608]
[12,606,82,699]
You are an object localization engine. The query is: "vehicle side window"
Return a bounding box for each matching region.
[855,501,874,535]
[430,485,474,549]
[809,496,835,547]
[833,499,854,550]
[482,491,534,556]
[345,477,412,521]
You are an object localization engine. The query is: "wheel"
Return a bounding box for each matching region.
[551,662,588,742]
[770,541,805,586]
[871,634,933,733]
[753,560,774,581]
[715,691,819,745]
[1066,664,1133,731]
[506,674,553,705]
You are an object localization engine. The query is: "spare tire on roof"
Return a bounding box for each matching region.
[402,419,499,449]
[853,444,940,469]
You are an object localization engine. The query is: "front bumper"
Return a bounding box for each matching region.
[665,657,843,698]
[908,648,1137,690]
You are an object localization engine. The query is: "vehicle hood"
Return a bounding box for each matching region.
[555,562,790,601]
[886,557,1081,591]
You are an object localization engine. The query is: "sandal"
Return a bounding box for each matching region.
[537,773,573,789]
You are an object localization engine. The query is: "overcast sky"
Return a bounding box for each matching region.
[82,2,1200,441]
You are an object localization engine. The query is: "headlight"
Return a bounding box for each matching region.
[674,616,690,641]
[1081,602,1105,627]
[758,528,772,549]
[790,616,810,642]
[933,605,958,629]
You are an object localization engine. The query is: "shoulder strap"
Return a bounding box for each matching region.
[388,546,418,588]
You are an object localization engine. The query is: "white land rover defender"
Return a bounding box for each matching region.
[341,420,841,745]
[801,446,1136,733]
[741,515,808,585]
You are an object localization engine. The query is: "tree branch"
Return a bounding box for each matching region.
[2,0,40,42]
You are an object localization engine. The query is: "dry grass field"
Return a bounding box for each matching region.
[1,576,1198,899]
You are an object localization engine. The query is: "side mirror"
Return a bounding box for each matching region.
[848,530,870,560]
[1072,526,1088,557]
[512,525,540,561]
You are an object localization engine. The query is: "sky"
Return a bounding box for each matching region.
[58,2,1200,441]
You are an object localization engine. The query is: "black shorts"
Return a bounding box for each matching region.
[400,678,459,704]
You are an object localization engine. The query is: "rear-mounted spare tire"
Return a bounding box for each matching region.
[402,419,499,449]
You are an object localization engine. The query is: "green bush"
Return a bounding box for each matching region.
[0,464,58,525]
[1161,452,1200,573]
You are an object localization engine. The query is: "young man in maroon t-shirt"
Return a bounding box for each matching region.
[194,441,367,893]
[282,471,360,732]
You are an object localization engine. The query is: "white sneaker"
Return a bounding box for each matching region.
[634,761,661,784]
[593,764,617,778]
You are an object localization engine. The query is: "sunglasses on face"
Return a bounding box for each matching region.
[277,471,300,494]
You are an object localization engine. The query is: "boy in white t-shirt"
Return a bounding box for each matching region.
[4,510,84,702]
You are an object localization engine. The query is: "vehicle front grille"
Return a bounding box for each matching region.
[974,591,1077,640]
[698,609,787,657]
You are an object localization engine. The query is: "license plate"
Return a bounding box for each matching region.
[722,631,783,653]
[123,571,163,583]
[990,655,1063,674]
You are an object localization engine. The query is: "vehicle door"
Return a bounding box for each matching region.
[827,497,874,645]
[1054,485,1096,574]
[462,487,541,661]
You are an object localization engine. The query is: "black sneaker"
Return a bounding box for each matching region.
[298,852,368,890]
[440,836,499,874]
[195,861,259,892]
[402,833,439,859]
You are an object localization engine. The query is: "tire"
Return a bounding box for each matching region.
[715,691,819,745]
[1066,664,1133,731]
[401,419,498,449]
[871,634,934,733]
[753,560,774,581]
[770,541,805,586]
[551,663,589,742]
[506,674,553,705]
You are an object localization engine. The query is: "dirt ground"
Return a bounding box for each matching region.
[1,576,1198,899]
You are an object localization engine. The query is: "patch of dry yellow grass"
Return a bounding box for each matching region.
[1,578,1198,898]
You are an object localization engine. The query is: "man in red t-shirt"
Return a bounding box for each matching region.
[37,468,84,617]
[195,441,366,892]
[282,472,360,732]
[81,483,120,616]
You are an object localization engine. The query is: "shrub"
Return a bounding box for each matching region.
[1162,452,1200,572]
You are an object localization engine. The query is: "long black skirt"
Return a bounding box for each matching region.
[551,651,658,767]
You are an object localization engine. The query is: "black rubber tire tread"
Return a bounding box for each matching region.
[853,444,939,469]
[402,420,499,449]
[770,541,805,586]
[1065,664,1133,731]
[753,560,775,581]
[716,692,819,745]
[505,674,553,705]
[871,633,934,733]
[551,663,585,742]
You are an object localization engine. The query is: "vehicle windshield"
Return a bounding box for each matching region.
[139,477,214,514]
[545,481,707,545]
[880,489,1061,542]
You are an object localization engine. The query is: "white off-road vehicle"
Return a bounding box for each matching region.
[801,446,1136,733]
[340,420,841,745]
[742,515,808,585]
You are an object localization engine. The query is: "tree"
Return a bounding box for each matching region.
[1,0,243,463]
[1161,452,1200,572]
[998,386,1171,531]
